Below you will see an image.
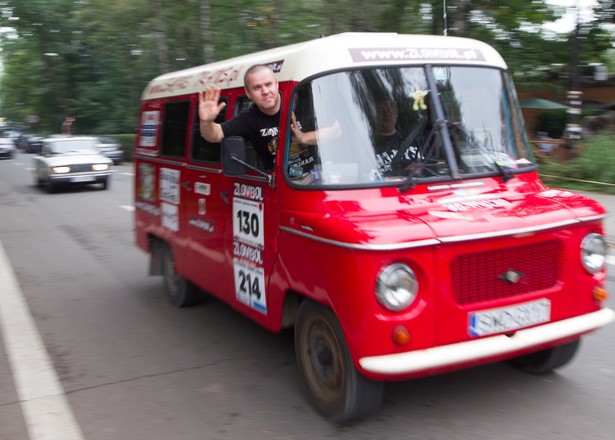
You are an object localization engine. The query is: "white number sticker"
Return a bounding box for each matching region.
[233,198,264,248]
[233,258,266,314]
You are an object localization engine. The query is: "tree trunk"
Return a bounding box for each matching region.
[200,0,215,64]
[151,0,169,73]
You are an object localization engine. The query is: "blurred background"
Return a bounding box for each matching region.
[2,0,615,185]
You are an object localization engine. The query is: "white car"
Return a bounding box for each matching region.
[0,137,15,159]
[33,136,113,192]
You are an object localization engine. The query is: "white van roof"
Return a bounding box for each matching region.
[141,32,508,100]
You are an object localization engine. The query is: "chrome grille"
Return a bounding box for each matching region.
[451,240,563,305]
[69,164,93,173]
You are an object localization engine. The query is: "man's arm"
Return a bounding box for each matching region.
[291,113,341,145]
[198,86,227,143]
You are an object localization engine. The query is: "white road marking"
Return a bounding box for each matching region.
[120,205,135,211]
[0,242,85,440]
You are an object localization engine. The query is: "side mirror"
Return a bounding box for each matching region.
[221,136,246,177]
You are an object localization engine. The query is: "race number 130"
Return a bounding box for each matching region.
[233,198,264,248]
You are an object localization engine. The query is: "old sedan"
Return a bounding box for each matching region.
[33,136,112,192]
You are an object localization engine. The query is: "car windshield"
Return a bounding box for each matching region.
[51,139,99,154]
[285,66,534,188]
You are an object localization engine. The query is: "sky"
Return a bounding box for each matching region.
[544,0,599,33]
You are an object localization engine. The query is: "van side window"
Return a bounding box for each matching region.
[161,101,190,157]
[191,97,228,163]
[235,96,252,115]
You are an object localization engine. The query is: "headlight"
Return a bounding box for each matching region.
[92,163,109,171]
[52,166,70,174]
[376,264,418,311]
[580,233,608,273]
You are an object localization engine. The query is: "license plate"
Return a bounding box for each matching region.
[71,175,95,183]
[468,299,551,337]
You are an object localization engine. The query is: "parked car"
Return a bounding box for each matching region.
[95,136,124,164]
[33,136,112,192]
[0,138,15,159]
[16,134,45,153]
[1,129,22,146]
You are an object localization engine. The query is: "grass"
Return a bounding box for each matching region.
[537,132,615,194]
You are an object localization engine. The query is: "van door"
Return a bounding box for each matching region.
[183,98,231,299]
[226,173,278,327]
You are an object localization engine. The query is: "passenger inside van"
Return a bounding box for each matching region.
[199,65,282,170]
[374,97,423,175]
[200,64,341,172]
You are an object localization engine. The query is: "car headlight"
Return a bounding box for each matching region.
[52,166,70,174]
[376,264,418,311]
[92,163,109,171]
[580,233,608,273]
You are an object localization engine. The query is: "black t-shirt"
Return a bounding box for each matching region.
[221,104,279,170]
[375,132,420,174]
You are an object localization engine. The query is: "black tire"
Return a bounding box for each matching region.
[294,300,384,423]
[45,178,55,193]
[100,178,109,190]
[161,243,200,307]
[508,339,581,375]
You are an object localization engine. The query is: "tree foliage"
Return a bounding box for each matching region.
[0,0,613,134]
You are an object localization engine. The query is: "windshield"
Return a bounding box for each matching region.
[285,66,534,187]
[51,139,99,154]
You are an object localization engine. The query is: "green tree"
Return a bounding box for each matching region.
[1,0,613,134]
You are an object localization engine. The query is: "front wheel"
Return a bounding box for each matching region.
[161,243,200,307]
[508,339,581,375]
[294,300,384,423]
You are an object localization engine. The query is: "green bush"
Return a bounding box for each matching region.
[111,134,136,161]
[539,133,615,193]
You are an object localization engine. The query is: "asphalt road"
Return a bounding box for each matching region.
[1,150,614,440]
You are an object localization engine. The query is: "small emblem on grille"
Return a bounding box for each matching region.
[499,269,523,284]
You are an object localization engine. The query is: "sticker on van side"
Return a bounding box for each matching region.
[139,111,160,148]
[160,168,180,204]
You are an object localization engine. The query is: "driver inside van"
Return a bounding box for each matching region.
[374,98,421,175]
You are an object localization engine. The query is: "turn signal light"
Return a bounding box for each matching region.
[593,287,609,303]
[392,326,411,346]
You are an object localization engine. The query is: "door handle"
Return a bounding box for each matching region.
[220,191,231,205]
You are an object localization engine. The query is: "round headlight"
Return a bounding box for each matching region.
[376,264,418,311]
[580,233,608,273]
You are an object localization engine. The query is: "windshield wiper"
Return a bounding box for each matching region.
[493,158,515,183]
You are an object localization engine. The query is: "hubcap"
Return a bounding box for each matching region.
[303,319,344,402]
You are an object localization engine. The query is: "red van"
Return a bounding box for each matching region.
[134,33,614,422]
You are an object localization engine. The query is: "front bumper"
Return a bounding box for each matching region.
[359,307,615,376]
